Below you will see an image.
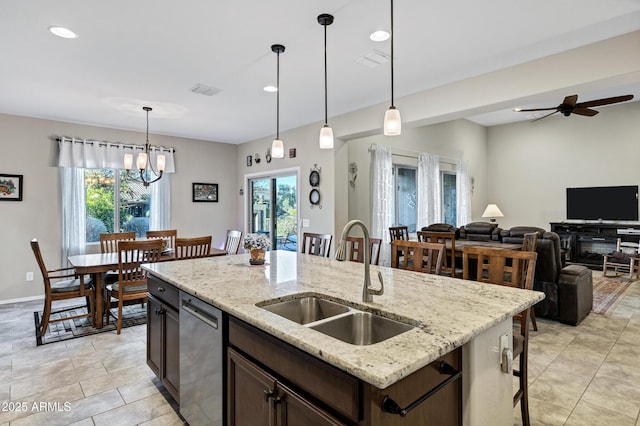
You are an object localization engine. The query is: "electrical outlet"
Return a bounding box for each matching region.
[26,272,34,281]
[302,219,310,228]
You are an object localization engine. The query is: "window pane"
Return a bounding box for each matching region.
[397,167,417,232]
[442,173,457,226]
[119,171,151,238]
[85,169,116,242]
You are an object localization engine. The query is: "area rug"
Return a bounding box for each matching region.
[591,270,634,316]
[34,304,147,346]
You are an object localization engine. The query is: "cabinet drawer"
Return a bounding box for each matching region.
[147,275,179,309]
[229,317,360,423]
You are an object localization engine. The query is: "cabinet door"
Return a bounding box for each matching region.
[163,303,180,402]
[146,294,162,377]
[228,349,276,426]
[276,382,345,426]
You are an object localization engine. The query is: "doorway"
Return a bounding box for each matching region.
[247,170,298,252]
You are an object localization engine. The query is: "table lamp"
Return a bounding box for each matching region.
[482,204,504,223]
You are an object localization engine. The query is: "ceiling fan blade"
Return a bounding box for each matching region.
[576,94,634,108]
[515,107,558,112]
[562,95,578,107]
[531,110,559,122]
[572,107,599,117]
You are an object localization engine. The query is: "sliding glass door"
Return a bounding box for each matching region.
[248,172,298,251]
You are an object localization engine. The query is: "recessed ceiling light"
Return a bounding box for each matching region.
[49,26,78,39]
[370,30,390,42]
[263,85,278,93]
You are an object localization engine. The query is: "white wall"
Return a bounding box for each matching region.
[486,101,640,230]
[0,113,237,302]
[236,122,345,253]
[345,119,489,235]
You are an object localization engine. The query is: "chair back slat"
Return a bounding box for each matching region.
[346,236,382,265]
[146,229,177,250]
[176,236,212,259]
[389,226,409,242]
[118,239,162,290]
[391,240,445,274]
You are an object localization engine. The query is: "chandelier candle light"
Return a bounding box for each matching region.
[271,44,286,159]
[318,13,334,150]
[123,106,165,186]
[383,0,401,136]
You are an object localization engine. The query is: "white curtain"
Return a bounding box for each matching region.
[58,137,176,172]
[61,167,86,266]
[417,153,441,229]
[150,174,171,231]
[371,144,393,267]
[456,159,472,226]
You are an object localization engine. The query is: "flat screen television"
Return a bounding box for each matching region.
[566,185,639,221]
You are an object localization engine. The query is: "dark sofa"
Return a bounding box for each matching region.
[459,222,502,241]
[500,226,593,325]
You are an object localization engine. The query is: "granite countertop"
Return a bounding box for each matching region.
[143,250,544,389]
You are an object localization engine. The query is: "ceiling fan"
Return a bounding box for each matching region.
[514,94,634,122]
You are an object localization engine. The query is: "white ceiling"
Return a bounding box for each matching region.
[1,0,639,144]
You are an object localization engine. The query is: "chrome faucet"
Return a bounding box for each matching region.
[335,220,384,303]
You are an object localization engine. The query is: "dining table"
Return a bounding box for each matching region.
[68,247,227,328]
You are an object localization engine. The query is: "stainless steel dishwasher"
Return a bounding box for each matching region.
[179,291,223,425]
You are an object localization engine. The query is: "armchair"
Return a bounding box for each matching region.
[500,227,593,325]
[459,222,502,241]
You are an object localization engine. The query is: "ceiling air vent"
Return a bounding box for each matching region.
[354,50,390,68]
[190,83,221,96]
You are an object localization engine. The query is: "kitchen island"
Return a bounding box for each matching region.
[144,250,543,425]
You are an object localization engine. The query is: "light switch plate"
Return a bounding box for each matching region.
[302,219,310,227]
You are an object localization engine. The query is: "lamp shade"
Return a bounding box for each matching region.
[319,125,334,149]
[384,107,402,135]
[271,139,284,159]
[482,204,504,218]
[123,153,133,170]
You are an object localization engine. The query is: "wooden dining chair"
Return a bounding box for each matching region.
[176,236,212,259]
[462,246,537,426]
[417,231,459,278]
[521,232,539,331]
[30,239,95,337]
[389,226,409,242]
[224,230,243,255]
[106,239,162,334]
[346,236,382,265]
[146,229,177,251]
[301,232,333,257]
[99,232,136,284]
[99,231,136,253]
[391,240,445,274]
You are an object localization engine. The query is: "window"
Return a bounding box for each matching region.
[442,172,457,226]
[85,169,151,242]
[391,165,417,232]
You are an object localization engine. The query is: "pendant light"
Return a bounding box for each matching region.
[383,0,401,136]
[123,106,165,186]
[318,13,334,150]
[271,44,285,159]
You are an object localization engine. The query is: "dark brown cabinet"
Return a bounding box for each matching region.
[228,349,343,426]
[147,276,180,402]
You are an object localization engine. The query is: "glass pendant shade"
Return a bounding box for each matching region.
[136,152,148,170]
[156,154,166,172]
[271,139,284,159]
[384,107,402,135]
[124,153,133,170]
[319,125,334,149]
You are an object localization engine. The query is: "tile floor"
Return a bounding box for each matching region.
[1,281,639,426]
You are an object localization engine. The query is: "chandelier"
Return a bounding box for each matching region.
[123,106,165,186]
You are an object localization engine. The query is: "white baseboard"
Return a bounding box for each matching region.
[0,295,44,305]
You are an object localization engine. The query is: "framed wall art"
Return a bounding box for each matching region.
[192,182,218,202]
[0,174,23,201]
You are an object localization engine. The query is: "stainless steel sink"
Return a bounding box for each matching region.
[259,296,351,325]
[309,312,414,345]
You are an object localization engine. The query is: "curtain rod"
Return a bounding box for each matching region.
[368,144,458,164]
[56,136,176,153]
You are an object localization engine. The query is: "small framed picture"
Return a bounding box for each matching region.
[192,183,218,202]
[247,155,253,166]
[0,174,23,201]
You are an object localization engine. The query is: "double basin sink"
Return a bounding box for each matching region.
[256,295,415,346]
